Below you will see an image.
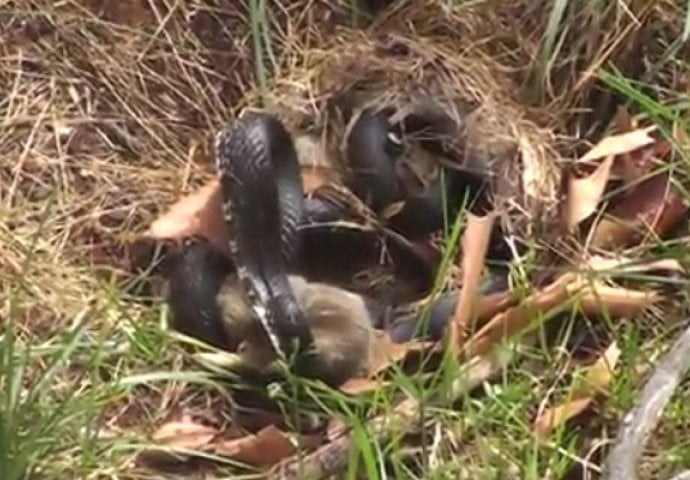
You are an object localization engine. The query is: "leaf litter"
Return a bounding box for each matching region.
[135,119,688,472]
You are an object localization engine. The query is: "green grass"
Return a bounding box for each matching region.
[2,0,690,479]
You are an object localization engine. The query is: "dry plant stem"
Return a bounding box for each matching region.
[451,212,496,353]
[603,320,690,480]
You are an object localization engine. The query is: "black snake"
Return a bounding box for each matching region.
[168,104,500,370]
[214,111,312,360]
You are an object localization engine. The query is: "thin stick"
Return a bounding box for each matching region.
[603,319,690,480]
[451,212,496,354]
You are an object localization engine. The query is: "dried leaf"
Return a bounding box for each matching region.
[213,425,321,466]
[533,397,594,440]
[452,212,496,353]
[579,283,659,318]
[578,127,657,164]
[584,255,685,275]
[566,155,615,230]
[464,273,578,358]
[590,173,687,248]
[533,342,621,439]
[136,418,219,468]
[612,141,669,184]
[366,331,430,377]
[151,419,218,450]
[339,377,388,395]
[567,127,660,230]
[144,168,339,252]
[146,179,231,257]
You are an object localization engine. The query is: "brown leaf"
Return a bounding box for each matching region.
[584,255,685,275]
[612,141,670,184]
[366,331,430,377]
[143,168,340,252]
[464,273,578,358]
[339,377,388,395]
[213,425,322,466]
[578,126,657,164]
[136,418,219,468]
[590,173,687,248]
[146,179,231,257]
[533,342,621,439]
[451,212,497,353]
[533,397,594,440]
[578,283,659,318]
[566,155,615,230]
[151,419,218,450]
[566,127,660,230]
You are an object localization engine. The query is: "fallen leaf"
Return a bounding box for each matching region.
[146,179,231,257]
[577,126,657,164]
[366,331,430,377]
[213,425,321,466]
[451,212,497,353]
[612,141,670,184]
[566,155,615,230]
[151,419,218,450]
[578,283,659,318]
[533,342,621,439]
[533,397,594,440]
[136,418,219,468]
[590,173,687,248]
[464,273,578,358]
[567,126,660,230]
[340,377,388,395]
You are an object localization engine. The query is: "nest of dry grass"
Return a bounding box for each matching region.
[248,25,565,259]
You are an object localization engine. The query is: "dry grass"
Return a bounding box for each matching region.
[2,0,690,479]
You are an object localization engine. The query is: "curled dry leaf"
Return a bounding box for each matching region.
[591,173,688,249]
[533,342,622,440]
[578,283,659,318]
[151,419,219,449]
[463,273,577,358]
[136,418,219,468]
[566,155,615,230]
[213,425,322,467]
[566,126,659,231]
[146,179,231,257]
[451,212,497,353]
[577,126,657,164]
[366,331,431,378]
[463,260,662,359]
[340,377,389,395]
[144,167,332,254]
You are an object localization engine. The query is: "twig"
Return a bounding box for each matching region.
[603,319,690,480]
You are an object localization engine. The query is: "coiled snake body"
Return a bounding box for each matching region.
[214,112,314,361]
